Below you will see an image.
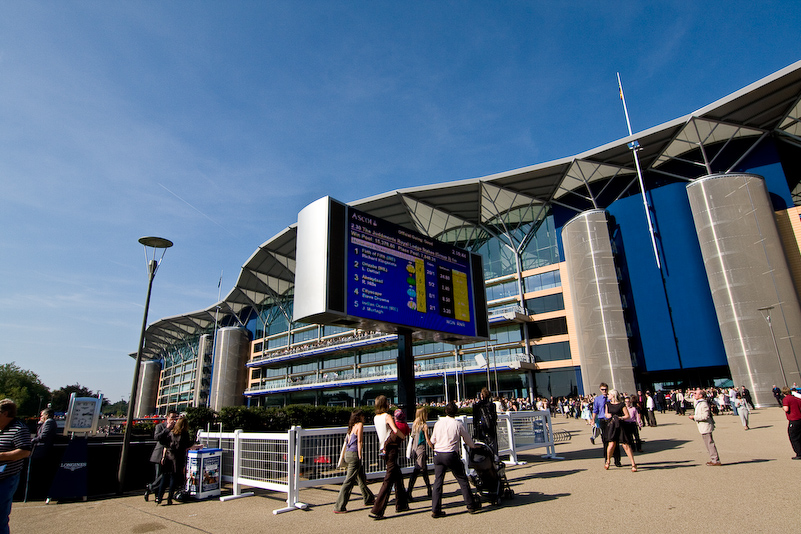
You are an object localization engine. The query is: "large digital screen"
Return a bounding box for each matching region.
[293,197,488,343]
[347,206,479,338]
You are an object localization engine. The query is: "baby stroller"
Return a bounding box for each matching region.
[466,441,513,505]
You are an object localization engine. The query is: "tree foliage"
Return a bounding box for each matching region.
[102,399,129,417]
[50,384,107,412]
[0,362,51,417]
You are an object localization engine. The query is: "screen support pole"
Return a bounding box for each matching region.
[397,328,416,418]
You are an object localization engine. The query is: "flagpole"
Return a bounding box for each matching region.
[208,271,223,407]
[618,73,661,270]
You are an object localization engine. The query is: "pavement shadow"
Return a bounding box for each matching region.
[482,490,570,508]
[376,489,569,518]
[526,469,586,479]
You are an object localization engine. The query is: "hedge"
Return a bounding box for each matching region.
[183,404,472,435]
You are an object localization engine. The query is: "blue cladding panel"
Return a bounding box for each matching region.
[607,183,728,371]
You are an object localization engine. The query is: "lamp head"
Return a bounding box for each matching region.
[138,236,173,274]
[138,237,173,249]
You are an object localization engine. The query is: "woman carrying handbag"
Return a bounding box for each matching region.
[333,410,375,513]
[369,395,408,520]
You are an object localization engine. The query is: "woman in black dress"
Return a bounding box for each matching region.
[604,389,637,471]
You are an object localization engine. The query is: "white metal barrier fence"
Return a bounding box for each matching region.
[197,410,558,514]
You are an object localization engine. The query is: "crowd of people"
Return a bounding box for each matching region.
[5,381,801,525]
[335,389,499,519]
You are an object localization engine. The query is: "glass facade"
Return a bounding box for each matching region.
[158,340,200,413]
[237,207,577,408]
[142,68,801,414]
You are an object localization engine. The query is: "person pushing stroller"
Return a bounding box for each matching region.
[472,387,498,456]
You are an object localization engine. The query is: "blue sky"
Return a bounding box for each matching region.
[1,2,800,404]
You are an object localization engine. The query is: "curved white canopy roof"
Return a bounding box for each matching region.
[138,60,801,360]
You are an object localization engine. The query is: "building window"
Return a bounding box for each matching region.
[292,327,318,344]
[486,279,520,301]
[524,269,561,293]
[525,293,565,314]
[527,317,568,338]
[492,324,523,344]
[267,335,288,350]
[532,341,571,362]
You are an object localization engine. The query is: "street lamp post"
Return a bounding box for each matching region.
[117,236,173,494]
[758,305,788,388]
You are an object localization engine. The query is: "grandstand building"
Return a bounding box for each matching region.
[132,60,801,414]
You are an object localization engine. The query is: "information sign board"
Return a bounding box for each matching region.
[293,197,488,343]
[346,206,478,338]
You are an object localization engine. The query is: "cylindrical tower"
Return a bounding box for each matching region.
[193,334,213,407]
[687,173,801,406]
[562,209,635,394]
[209,327,251,411]
[135,360,161,418]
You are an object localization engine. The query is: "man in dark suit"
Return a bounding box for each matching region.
[27,408,58,498]
[31,408,57,453]
[144,411,178,501]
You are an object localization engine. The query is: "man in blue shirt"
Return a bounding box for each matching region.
[591,383,620,467]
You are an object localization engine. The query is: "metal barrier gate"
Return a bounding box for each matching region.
[197,410,560,514]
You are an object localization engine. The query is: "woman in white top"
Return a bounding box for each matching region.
[369,395,408,520]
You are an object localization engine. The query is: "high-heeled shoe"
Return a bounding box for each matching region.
[604,461,610,470]
[631,465,638,472]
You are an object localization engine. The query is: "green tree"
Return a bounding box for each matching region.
[0,362,51,417]
[102,399,129,417]
[51,384,98,412]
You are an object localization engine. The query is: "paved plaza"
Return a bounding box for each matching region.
[12,405,797,533]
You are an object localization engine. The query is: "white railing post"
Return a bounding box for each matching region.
[540,410,563,460]
[505,412,519,465]
[273,425,308,514]
[456,415,470,470]
[220,429,255,501]
[546,411,556,457]
[293,426,308,509]
[232,429,242,497]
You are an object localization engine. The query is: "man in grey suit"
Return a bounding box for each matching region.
[144,411,178,501]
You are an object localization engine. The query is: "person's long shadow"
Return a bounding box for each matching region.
[718,458,773,466]
[547,438,691,461]
[634,438,693,454]
[625,459,694,471]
